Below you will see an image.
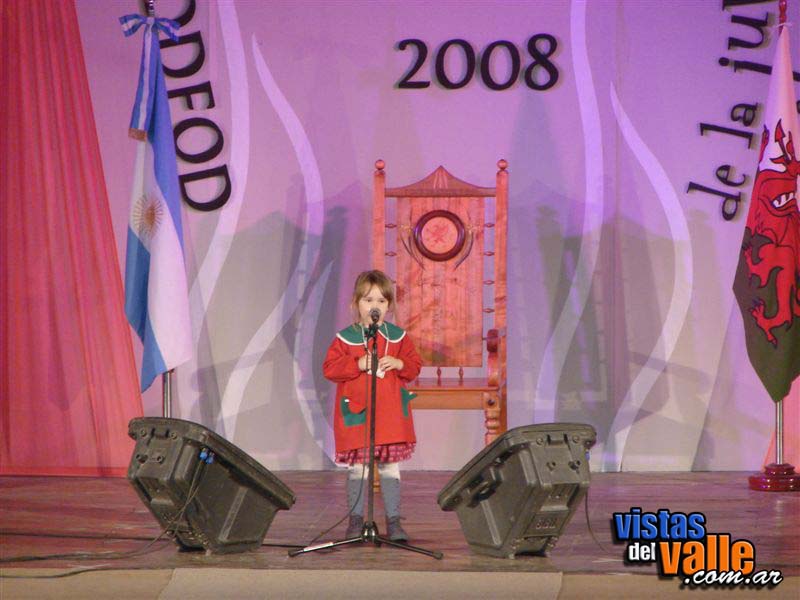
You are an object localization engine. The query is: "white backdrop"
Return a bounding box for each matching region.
[75,0,788,471]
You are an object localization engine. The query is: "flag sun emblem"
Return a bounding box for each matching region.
[133,194,163,241]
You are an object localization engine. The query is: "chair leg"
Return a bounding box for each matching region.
[483,392,502,445]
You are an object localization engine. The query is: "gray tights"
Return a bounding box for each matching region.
[346,462,401,518]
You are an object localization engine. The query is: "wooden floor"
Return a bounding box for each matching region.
[1,471,798,576]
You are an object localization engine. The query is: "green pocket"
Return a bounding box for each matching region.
[401,388,417,418]
[340,397,366,426]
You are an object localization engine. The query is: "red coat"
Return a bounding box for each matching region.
[323,322,421,454]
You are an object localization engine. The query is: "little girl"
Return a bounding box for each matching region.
[323,270,421,541]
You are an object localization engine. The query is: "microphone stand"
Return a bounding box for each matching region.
[289,319,442,559]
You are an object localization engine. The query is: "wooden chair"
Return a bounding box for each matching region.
[372,159,508,445]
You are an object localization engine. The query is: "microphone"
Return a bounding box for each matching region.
[369,308,381,323]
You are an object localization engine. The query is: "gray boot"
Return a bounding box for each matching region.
[346,514,364,538]
[385,516,408,542]
[379,471,406,541]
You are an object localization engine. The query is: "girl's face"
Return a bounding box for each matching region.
[357,284,389,326]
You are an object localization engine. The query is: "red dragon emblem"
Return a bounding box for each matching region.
[743,119,800,345]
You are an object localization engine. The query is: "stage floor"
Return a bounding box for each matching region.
[1,471,798,597]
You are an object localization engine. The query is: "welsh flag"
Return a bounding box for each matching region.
[733,23,800,406]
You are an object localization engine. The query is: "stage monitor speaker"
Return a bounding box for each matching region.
[127,417,295,554]
[438,423,596,558]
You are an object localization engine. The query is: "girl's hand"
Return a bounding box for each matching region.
[378,356,403,372]
[358,353,370,372]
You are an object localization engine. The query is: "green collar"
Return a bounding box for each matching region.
[336,321,406,346]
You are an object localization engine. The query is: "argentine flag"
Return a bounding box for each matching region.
[121,15,192,392]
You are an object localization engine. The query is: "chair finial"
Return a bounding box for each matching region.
[375,159,385,171]
[497,159,508,171]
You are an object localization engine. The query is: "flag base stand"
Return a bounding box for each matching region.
[748,463,800,492]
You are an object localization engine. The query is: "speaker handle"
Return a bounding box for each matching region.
[467,465,502,507]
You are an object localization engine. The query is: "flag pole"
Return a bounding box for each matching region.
[140,0,173,420]
[776,400,783,465]
[163,371,173,419]
[775,0,787,469]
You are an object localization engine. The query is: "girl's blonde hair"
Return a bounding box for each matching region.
[351,270,395,316]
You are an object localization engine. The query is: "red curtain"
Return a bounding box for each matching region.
[1,0,142,476]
